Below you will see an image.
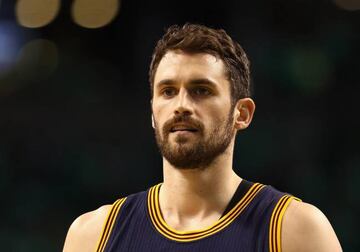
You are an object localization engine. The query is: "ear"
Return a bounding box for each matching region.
[233,98,255,131]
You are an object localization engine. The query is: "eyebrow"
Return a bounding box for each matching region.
[156,78,218,89]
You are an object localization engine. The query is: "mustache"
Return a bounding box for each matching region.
[162,114,204,134]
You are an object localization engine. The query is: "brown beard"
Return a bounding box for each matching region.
[154,111,235,170]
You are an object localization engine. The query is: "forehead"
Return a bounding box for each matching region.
[154,51,228,89]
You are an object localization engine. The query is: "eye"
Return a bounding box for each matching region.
[161,87,177,97]
[193,87,211,96]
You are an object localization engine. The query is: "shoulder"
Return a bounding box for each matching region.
[63,204,113,252]
[281,200,342,252]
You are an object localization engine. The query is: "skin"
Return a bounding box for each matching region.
[63,51,342,251]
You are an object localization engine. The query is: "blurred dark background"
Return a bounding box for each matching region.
[0,0,359,251]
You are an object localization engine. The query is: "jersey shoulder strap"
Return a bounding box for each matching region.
[266,187,301,252]
[95,197,127,252]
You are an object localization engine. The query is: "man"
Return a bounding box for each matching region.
[63,24,342,251]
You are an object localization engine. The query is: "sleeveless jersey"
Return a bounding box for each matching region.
[95,180,299,252]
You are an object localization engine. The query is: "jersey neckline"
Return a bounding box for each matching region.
[147,181,265,242]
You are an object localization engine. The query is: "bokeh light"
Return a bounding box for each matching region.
[71,0,120,29]
[15,0,60,28]
[16,39,58,81]
[333,0,360,10]
[287,47,332,92]
[0,22,21,76]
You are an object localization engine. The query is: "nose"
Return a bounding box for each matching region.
[174,88,193,116]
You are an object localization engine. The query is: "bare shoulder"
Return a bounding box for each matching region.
[282,200,342,252]
[63,204,112,252]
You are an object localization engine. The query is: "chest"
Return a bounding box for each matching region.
[104,201,270,252]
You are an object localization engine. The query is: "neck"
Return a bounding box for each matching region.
[159,141,241,229]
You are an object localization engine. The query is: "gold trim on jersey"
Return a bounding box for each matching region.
[147,182,265,242]
[95,197,126,252]
[269,195,301,252]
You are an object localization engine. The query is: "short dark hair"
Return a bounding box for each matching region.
[149,23,251,106]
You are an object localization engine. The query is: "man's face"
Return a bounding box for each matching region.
[151,51,236,169]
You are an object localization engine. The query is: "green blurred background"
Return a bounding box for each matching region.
[0,0,359,251]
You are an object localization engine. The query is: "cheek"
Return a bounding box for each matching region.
[152,100,173,124]
[152,115,161,130]
[206,109,232,131]
[152,109,166,133]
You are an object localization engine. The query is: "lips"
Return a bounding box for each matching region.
[170,124,198,132]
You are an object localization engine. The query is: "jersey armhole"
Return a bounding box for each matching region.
[94,197,127,252]
[268,195,301,252]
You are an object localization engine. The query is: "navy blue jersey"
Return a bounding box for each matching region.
[95,180,299,252]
